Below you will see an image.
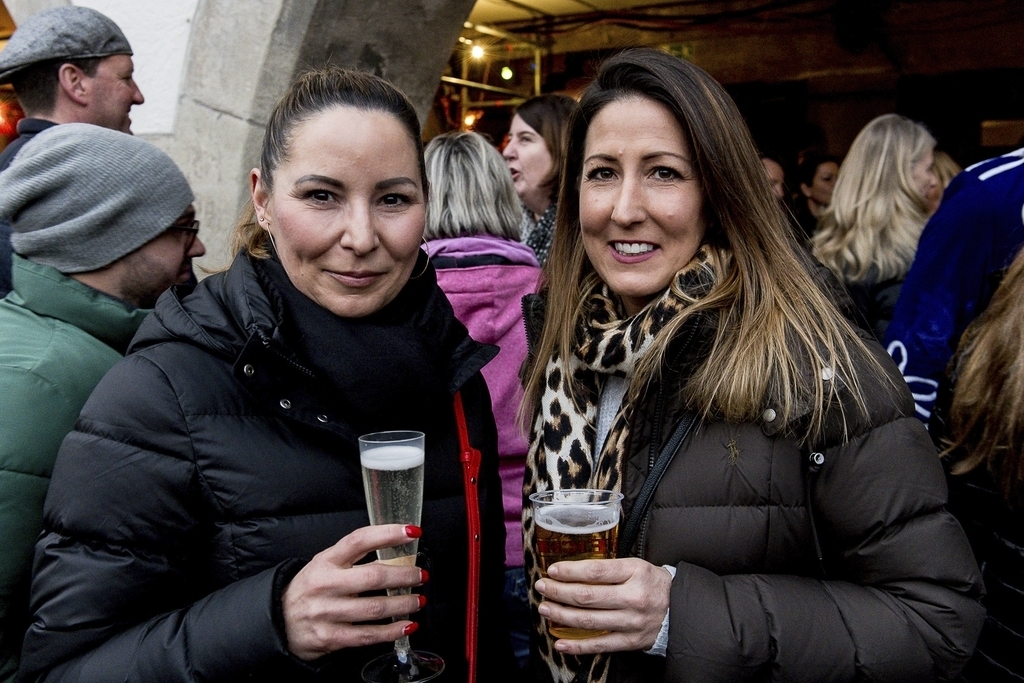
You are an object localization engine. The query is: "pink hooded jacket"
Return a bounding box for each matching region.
[426,235,541,567]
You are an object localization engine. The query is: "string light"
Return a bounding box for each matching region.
[500,66,513,80]
[470,45,485,59]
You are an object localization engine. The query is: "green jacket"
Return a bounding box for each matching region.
[0,256,149,683]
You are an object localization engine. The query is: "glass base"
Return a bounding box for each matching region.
[361,649,445,683]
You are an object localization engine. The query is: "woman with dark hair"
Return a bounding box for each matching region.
[502,93,575,266]
[422,131,540,669]
[19,68,511,682]
[793,150,840,240]
[521,48,984,683]
[936,246,1024,682]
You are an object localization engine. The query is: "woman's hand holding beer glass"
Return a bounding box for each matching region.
[530,489,672,654]
[534,557,673,655]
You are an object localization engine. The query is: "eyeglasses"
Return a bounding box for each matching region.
[168,219,200,248]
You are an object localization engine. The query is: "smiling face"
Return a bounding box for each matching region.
[579,97,706,316]
[503,114,555,218]
[251,105,425,318]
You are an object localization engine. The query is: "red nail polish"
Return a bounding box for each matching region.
[403,622,419,636]
[417,594,427,608]
[405,525,422,539]
[420,569,429,583]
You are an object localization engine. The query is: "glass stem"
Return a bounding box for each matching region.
[394,634,412,664]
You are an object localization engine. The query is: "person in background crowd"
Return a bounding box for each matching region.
[520,48,983,683]
[760,154,787,203]
[0,6,144,297]
[792,151,840,240]
[502,94,575,267]
[885,145,1024,422]
[933,246,1024,682]
[422,131,541,670]
[927,149,963,215]
[0,124,202,683]
[18,68,512,683]
[813,114,938,342]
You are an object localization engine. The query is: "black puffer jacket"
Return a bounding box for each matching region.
[524,294,985,682]
[614,327,983,683]
[613,323,985,682]
[844,267,905,343]
[19,254,511,682]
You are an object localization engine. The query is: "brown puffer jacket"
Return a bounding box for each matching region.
[605,324,986,683]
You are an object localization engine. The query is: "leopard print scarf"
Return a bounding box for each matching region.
[522,246,717,683]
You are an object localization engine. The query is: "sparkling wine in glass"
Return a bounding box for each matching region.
[359,431,444,683]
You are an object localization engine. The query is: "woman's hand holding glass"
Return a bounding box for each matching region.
[535,557,673,656]
[282,524,426,661]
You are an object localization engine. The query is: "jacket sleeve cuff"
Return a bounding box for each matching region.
[643,565,676,657]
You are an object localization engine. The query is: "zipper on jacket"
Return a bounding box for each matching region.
[636,382,666,558]
[806,450,827,578]
[635,316,702,559]
[254,327,316,379]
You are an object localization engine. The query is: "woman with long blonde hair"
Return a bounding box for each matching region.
[520,48,983,683]
[813,114,938,340]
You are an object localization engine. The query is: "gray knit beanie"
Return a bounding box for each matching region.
[0,123,195,273]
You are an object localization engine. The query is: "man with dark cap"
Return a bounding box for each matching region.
[0,5,144,296]
[0,124,203,682]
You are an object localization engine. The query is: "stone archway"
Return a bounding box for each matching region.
[5,0,476,268]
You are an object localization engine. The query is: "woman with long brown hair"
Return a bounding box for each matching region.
[521,47,984,683]
[939,246,1024,682]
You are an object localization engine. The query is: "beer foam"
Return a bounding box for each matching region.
[360,445,424,470]
[535,505,618,534]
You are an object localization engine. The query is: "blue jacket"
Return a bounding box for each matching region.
[884,148,1024,421]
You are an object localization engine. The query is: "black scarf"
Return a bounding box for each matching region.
[254,252,473,436]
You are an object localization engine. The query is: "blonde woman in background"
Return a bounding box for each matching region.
[813,113,938,341]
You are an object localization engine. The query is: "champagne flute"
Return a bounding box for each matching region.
[359,431,444,683]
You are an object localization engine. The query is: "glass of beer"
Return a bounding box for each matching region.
[359,431,444,683]
[529,488,623,639]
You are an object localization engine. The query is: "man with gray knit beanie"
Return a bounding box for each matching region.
[0,123,202,683]
[0,5,145,297]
